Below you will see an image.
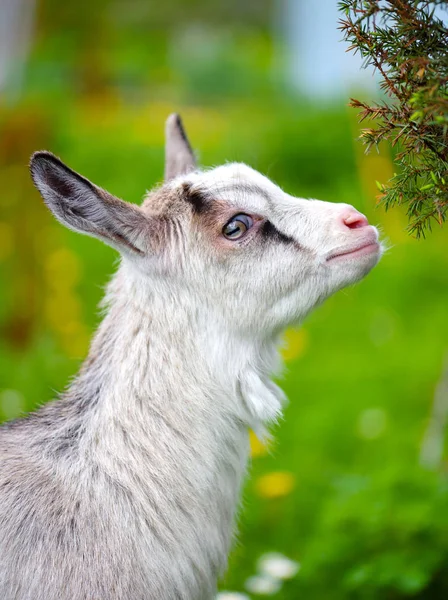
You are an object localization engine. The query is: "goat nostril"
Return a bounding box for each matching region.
[343,212,369,230]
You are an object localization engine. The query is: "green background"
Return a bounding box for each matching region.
[1,1,448,597]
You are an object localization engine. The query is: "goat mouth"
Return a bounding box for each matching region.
[326,241,380,262]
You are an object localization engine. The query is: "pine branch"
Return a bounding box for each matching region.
[339,0,448,237]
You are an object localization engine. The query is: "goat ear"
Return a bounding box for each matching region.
[164,113,196,181]
[30,152,148,255]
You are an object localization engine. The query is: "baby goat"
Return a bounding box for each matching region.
[0,115,382,600]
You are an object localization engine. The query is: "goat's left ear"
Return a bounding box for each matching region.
[30,152,149,255]
[164,113,197,181]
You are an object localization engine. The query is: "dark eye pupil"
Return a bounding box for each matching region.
[223,214,253,240]
[226,223,244,236]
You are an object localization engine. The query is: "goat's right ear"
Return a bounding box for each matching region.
[30,152,150,255]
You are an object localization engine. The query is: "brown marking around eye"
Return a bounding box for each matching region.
[188,201,264,253]
[181,182,209,214]
[260,220,304,251]
[165,182,304,254]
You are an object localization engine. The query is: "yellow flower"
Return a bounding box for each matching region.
[256,472,295,499]
[249,430,268,458]
[281,328,308,362]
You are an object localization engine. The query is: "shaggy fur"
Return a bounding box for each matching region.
[0,114,382,600]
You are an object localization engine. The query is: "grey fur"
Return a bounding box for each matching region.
[0,115,382,600]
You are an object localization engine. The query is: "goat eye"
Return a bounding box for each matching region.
[222,214,253,240]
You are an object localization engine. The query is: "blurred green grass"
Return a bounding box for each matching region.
[1,4,448,598]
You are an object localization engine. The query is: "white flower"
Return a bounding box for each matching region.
[245,574,282,595]
[257,552,301,580]
[216,593,251,600]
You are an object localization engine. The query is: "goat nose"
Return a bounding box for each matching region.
[341,209,369,230]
